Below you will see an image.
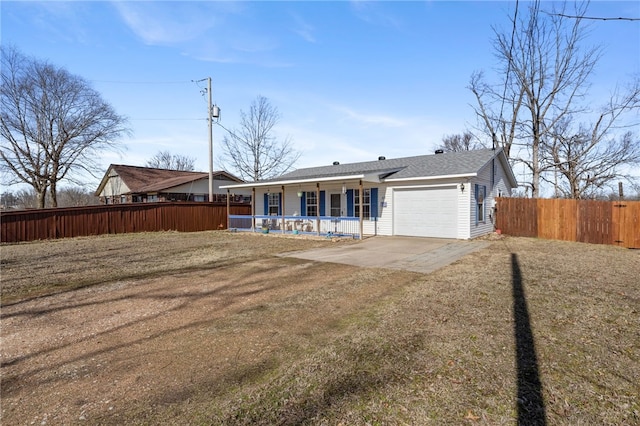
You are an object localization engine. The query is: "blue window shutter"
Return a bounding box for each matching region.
[319,190,326,216]
[482,186,486,221]
[346,189,354,216]
[474,184,479,225]
[300,192,306,216]
[278,193,282,215]
[263,193,268,215]
[370,188,378,218]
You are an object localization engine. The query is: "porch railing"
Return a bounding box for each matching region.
[229,215,360,238]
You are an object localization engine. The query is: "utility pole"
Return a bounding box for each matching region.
[195,76,219,202]
[207,77,214,203]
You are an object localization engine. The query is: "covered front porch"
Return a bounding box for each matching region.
[229,214,361,238]
[222,177,383,240]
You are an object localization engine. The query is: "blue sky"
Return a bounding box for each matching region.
[2,1,639,189]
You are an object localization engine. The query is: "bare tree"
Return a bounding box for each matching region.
[145,150,195,171]
[57,186,100,207]
[8,188,39,210]
[220,95,300,181]
[437,131,485,152]
[1,190,19,209]
[469,1,603,197]
[543,90,640,199]
[0,46,129,208]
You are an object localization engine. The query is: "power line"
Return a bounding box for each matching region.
[90,80,193,84]
[498,0,520,150]
[548,13,640,21]
[129,118,206,121]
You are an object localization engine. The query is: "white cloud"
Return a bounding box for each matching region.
[26,2,90,44]
[113,2,217,45]
[334,105,407,128]
[349,0,402,29]
[289,12,316,43]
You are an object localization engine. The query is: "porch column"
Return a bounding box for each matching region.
[316,183,321,236]
[359,179,363,240]
[281,185,286,234]
[226,189,230,230]
[251,187,256,232]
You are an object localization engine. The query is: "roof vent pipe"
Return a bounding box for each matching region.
[435,149,444,154]
[333,161,340,165]
[378,156,386,160]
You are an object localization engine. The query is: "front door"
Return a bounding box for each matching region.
[330,193,341,217]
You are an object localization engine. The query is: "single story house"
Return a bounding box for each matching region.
[221,148,517,239]
[95,164,248,204]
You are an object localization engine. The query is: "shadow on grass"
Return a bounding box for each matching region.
[511,253,546,425]
[210,333,425,426]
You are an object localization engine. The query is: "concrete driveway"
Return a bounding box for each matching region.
[281,236,490,274]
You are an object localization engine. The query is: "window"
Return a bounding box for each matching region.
[354,189,371,219]
[268,193,280,215]
[305,191,317,217]
[476,184,486,223]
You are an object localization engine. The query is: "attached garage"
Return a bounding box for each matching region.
[393,186,458,238]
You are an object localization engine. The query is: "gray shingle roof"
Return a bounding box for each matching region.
[270,148,502,182]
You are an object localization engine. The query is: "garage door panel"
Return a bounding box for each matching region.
[394,187,458,238]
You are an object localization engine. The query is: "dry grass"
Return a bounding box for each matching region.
[0,231,335,304]
[1,232,638,425]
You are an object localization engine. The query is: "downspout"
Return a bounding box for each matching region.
[316,183,321,236]
[359,179,363,240]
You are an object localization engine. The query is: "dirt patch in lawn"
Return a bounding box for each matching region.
[1,232,639,425]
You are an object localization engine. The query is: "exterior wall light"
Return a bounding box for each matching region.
[460,183,465,192]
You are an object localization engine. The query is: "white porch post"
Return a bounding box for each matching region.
[251,187,255,232]
[359,179,363,240]
[316,183,321,236]
[281,185,286,234]
[226,188,230,230]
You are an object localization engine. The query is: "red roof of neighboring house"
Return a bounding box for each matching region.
[95,164,243,196]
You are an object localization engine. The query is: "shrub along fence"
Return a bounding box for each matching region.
[1,202,251,243]
[495,197,640,249]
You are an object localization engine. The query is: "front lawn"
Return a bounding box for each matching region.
[1,232,638,425]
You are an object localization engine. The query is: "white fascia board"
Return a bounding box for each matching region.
[384,173,477,183]
[220,174,366,189]
[362,173,384,183]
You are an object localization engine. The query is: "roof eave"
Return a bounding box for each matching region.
[220,173,368,189]
[384,173,478,183]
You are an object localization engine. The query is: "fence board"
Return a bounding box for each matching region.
[0,202,251,243]
[614,201,640,249]
[495,197,538,237]
[497,198,639,249]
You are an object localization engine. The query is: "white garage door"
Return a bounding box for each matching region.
[393,187,458,238]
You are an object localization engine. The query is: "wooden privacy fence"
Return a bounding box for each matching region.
[0,202,251,243]
[495,198,640,249]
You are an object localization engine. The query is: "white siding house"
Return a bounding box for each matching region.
[222,149,517,240]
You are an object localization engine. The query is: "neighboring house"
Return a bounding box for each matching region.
[95,164,248,204]
[222,148,517,239]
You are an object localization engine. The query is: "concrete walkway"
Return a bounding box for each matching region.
[281,236,490,274]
